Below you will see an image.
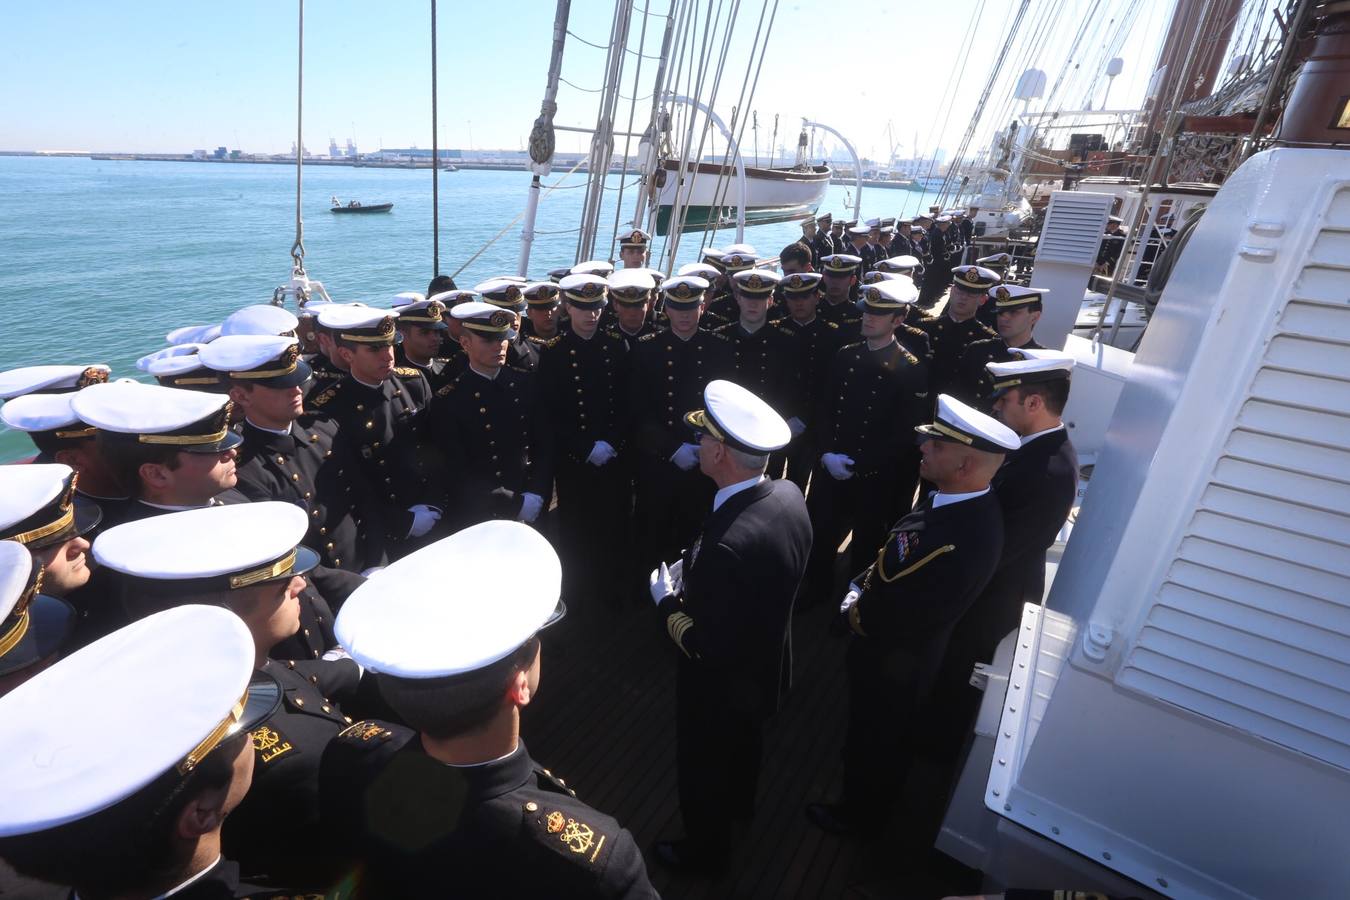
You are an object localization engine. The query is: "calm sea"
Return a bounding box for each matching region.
[0,154,941,461]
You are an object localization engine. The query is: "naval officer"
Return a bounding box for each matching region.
[807,395,1018,836]
[93,501,375,884]
[323,520,657,898]
[0,605,291,898]
[201,334,389,578]
[952,284,1048,409]
[0,540,78,699]
[927,352,1080,755]
[393,294,459,394]
[650,380,812,872]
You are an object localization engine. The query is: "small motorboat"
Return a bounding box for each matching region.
[330,196,393,214]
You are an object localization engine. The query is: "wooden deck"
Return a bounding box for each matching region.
[522,587,982,899]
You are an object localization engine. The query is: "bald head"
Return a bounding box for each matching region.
[917,438,1006,493]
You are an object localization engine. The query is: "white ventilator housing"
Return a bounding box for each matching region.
[984,147,1350,899]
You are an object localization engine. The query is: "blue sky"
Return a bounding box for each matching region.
[3,0,1172,161]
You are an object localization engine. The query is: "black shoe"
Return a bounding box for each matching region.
[652,839,727,875]
[805,802,874,837]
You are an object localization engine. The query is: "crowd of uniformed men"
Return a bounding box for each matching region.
[0,206,1082,898]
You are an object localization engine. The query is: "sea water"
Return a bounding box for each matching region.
[0,154,941,461]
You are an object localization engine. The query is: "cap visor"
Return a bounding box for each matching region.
[0,594,76,677]
[914,423,964,445]
[71,496,103,540]
[181,429,244,454]
[239,670,284,733]
[542,598,567,629]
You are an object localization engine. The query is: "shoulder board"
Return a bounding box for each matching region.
[841,340,866,353]
[637,331,659,342]
[903,324,926,338]
[308,385,338,408]
[393,366,422,378]
[527,334,563,349]
[901,346,919,366]
[336,719,399,746]
[980,323,1000,338]
[523,799,619,869]
[705,329,730,341]
[435,381,457,398]
[825,320,840,329]
[711,321,735,333]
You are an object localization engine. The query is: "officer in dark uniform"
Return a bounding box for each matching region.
[846,223,876,272]
[302,302,348,397]
[910,220,932,279]
[799,215,823,269]
[827,217,846,254]
[628,275,734,572]
[926,352,1080,758]
[649,381,812,873]
[1096,215,1128,274]
[715,268,804,477]
[807,395,1019,836]
[954,208,975,263]
[323,521,657,898]
[477,279,542,373]
[0,606,301,899]
[811,212,836,266]
[539,275,631,611]
[307,306,444,552]
[431,302,553,530]
[98,502,380,884]
[392,295,458,394]
[917,264,1001,399]
[0,541,78,700]
[917,214,964,307]
[0,455,103,610]
[606,268,662,348]
[202,335,389,576]
[817,254,864,339]
[704,248,758,327]
[775,272,842,488]
[296,301,323,355]
[952,284,1048,409]
[521,281,567,342]
[618,227,652,269]
[430,288,478,377]
[800,280,929,607]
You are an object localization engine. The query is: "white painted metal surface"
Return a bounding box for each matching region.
[984,148,1350,900]
[1058,334,1134,466]
[1030,190,1115,351]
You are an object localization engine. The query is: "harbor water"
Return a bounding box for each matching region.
[0,154,941,461]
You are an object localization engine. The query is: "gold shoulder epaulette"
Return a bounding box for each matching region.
[337,720,395,743]
[901,347,919,366]
[903,324,925,338]
[393,366,422,378]
[435,382,457,398]
[309,385,338,408]
[637,331,659,343]
[712,321,735,333]
[825,320,840,329]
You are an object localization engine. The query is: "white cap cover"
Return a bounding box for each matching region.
[0,464,73,533]
[337,520,562,678]
[0,365,111,400]
[685,379,791,453]
[220,305,300,337]
[93,502,309,580]
[0,393,82,433]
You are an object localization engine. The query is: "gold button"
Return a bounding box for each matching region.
[295,697,305,707]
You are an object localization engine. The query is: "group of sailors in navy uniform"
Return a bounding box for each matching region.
[0,222,1112,899]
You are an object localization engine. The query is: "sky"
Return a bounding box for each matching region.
[2,0,1174,164]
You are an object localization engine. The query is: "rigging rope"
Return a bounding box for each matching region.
[607,0,656,261]
[451,157,587,280]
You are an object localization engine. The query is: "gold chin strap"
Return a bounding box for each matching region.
[171,376,223,386]
[8,505,74,546]
[230,361,298,380]
[53,426,98,440]
[991,377,1023,391]
[139,427,229,446]
[930,421,975,445]
[177,688,249,774]
[0,609,32,659]
[684,409,725,444]
[229,548,298,590]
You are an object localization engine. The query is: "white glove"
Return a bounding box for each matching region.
[840,582,862,614]
[667,558,684,594]
[787,416,806,438]
[821,452,856,480]
[322,646,364,677]
[670,443,701,471]
[649,562,677,605]
[518,492,544,524]
[407,504,442,538]
[586,440,617,467]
